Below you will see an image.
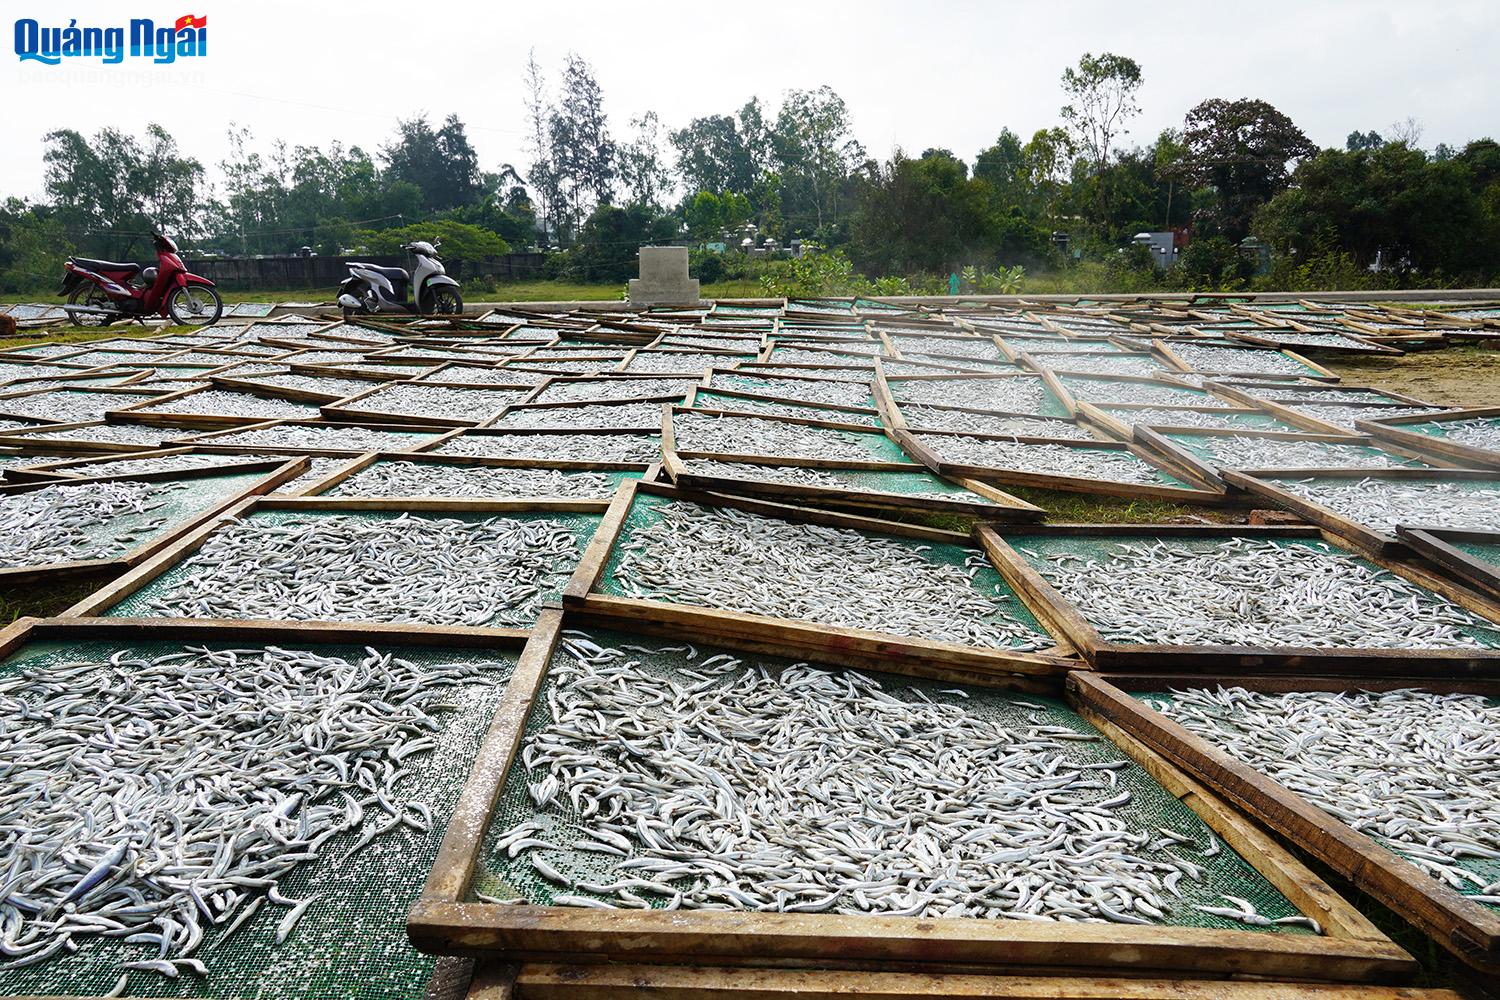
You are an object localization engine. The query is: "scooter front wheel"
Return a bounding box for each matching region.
[422,286,463,315]
[65,285,116,327]
[167,285,224,326]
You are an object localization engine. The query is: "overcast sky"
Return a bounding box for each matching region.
[5,0,1497,202]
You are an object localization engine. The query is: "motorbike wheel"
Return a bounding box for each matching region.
[167,285,224,326]
[65,285,116,327]
[421,286,463,315]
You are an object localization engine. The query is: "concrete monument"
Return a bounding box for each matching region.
[628,246,700,307]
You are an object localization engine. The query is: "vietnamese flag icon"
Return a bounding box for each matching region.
[175,14,208,29]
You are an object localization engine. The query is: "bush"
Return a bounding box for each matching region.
[1177,237,1252,290]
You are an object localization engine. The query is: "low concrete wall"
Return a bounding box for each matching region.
[192,253,546,291]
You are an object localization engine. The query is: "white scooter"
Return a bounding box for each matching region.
[337,240,463,316]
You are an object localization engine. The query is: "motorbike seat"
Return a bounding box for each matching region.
[349,264,407,283]
[72,257,141,274]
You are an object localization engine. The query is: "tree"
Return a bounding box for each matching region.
[351,219,510,258]
[546,53,616,243]
[1346,130,1383,151]
[381,114,482,214]
[771,86,866,232]
[1153,128,1189,229]
[1179,98,1316,240]
[683,190,751,238]
[522,49,563,244]
[973,129,1028,209]
[564,203,677,282]
[618,112,672,209]
[1059,52,1143,219]
[671,114,755,194]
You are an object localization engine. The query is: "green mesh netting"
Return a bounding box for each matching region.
[596,492,1048,649]
[105,508,601,626]
[1130,689,1500,912]
[1449,538,1500,571]
[1399,416,1500,449]
[1006,533,1500,650]
[0,637,517,999]
[471,627,1311,933]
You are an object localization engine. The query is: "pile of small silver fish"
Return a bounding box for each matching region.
[1180,435,1417,471]
[1432,417,1500,451]
[0,392,126,424]
[1283,403,1451,430]
[711,374,872,408]
[1274,476,1500,534]
[1240,386,1413,403]
[414,366,534,385]
[492,402,665,429]
[1035,538,1493,649]
[611,500,1045,649]
[259,456,349,494]
[1097,407,1276,430]
[1169,345,1312,375]
[914,434,1165,484]
[494,633,1313,928]
[533,378,696,404]
[681,460,994,505]
[892,337,1002,360]
[136,391,318,419]
[209,424,437,452]
[1058,379,1208,406]
[0,643,496,978]
[889,377,1047,412]
[138,512,580,626]
[239,373,380,399]
[0,480,188,567]
[19,423,171,446]
[1148,686,1500,900]
[901,406,1092,438]
[673,413,883,462]
[329,461,621,500]
[700,394,877,425]
[38,454,267,478]
[438,431,659,463]
[1029,354,1163,377]
[341,385,529,421]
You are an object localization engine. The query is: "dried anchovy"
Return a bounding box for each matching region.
[532,378,696,404]
[1285,403,1452,430]
[136,390,319,419]
[12,422,172,445]
[1244,332,1384,351]
[1098,407,1281,430]
[889,377,1048,412]
[1150,687,1500,897]
[710,374,872,408]
[699,393,878,426]
[36,453,270,477]
[0,480,189,566]
[673,413,885,463]
[415,366,537,385]
[611,501,1042,648]
[1425,417,1500,452]
[236,373,378,399]
[1029,354,1164,377]
[1058,378,1210,407]
[1233,386,1404,403]
[913,434,1166,485]
[1179,435,1420,471]
[330,461,620,500]
[623,352,753,374]
[892,336,1004,360]
[341,385,529,421]
[490,401,666,430]
[438,431,659,463]
[139,513,580,626]
[208,424,438,452]
[741,365,872,382]
[500,633,1268,925]
[681,460,995,505]
[1036,538,1493,649]
[1168,344,1313,375]
[901,406,1092,438]
[0,391,132,424]
[768,347,880,366]
[0,644,499,974]
[1273,476,1500,534]
[263,456,350,494]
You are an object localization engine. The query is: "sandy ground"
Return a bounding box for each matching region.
[1323,343,1500,406]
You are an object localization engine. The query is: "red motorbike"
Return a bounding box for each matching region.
[60,232,223,327]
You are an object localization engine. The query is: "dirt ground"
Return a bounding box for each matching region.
[1323,343,1500,406]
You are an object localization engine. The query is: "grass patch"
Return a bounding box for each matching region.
[0,574,109,622]
[999,485,1249,524]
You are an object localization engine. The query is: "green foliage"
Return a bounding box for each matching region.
[557,204,678,283]
[683,191,752,238]
[351,220,509,258]
[0,201,72,292]
[381,114,483,214]
[758,244,866,297]
[1177,236,1252,290]
[1180,98,1317,240]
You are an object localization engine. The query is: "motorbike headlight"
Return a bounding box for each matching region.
[142,267,158,283]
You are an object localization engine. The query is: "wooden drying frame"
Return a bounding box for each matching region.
[407,608,1411,983]
[1397,525,1500,599]
[1074,401,1300,442]
[412,426,661,469]
[175,418,452,456]
[277,452,658,501]
[1204,382,1442,435]
[1132,426,1451,491]
[680,384,883,434]
[1068,670,1500,974]
[659,445,1042,522]
[559,478,1076,676]
[1221,468,1500,558]
[465,961,1462,1000]
[101,383,323,429]
[1150,341,1339,383]
[975,522,1500,675]
[1356,406,1500,470]
[0,458,307,585]
[665,405,916,472]
[1038,371,1214,418]
[1227,327,1404,356]
[892,427,1231,504]
[65,494,610,630]
[1,446,306,485]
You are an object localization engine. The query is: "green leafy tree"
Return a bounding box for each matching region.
[351,219,509,258]
[564,204,678,282]
[1059,52,1143,221]
[850,149,995,275]
[618,112,673,210]
[771,86,866,232]
[1346,130,1384,151]
[381,114,483,214]
[547,54,617,242]
[1180,98,1316,240]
